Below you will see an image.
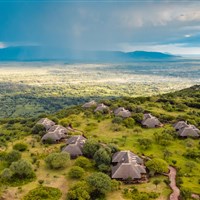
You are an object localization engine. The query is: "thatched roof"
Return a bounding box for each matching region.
[62,135,87,157]
[41,125,68,142]
[111,150,146,180]
[178,125,200,137]
[173,121,188,131]
[112,150,143,165]
[112,162,146,180]
[41,132,63,142]
[141,113,162,128]
[67,135,87,146]
[37,118,55,130]
[62,144,83,157]
[94,103,108,112]
[48,125,68,135]
[114,107,131,118]
[82,100,97,108]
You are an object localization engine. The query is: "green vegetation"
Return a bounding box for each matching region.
[146,158,169,175]
[23,186,62,200]
[68,166,85,179]
[0,64,196,118]
[45,152,70,169]
[0,85,200,199]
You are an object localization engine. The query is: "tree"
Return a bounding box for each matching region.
[45,152,70,169]
[31,124,46,136]
[1,168,13,181]
[86,172,111,197]
[5,150,21,165]
[123,118,135,128]
[153,179,161,189]
[10,159,35,179]
[74,156,92,169]
[67,181,90,200]
[112,117,123,124]
[68,166,85,179]
[13,143,28,152]
[93,148,111,166]
[146,158,168,175]
[82,139,100,158]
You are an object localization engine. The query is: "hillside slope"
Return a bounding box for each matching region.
[0,85,199,200]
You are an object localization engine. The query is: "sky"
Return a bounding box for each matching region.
[0,0,200,55]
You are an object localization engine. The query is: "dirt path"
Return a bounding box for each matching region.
[168,166,180,200]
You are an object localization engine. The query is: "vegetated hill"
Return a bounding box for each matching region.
[0,85,199,200]
[0,46,177,61]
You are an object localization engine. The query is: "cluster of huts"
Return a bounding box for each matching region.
[37,118,70,143]
[173,121,200,138]
[35,100,200,183]
[83,100,200,137]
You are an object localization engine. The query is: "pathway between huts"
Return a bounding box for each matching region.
[168,166,180,200]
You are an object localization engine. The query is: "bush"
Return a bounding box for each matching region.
[45,152,70,169]
[32,124,46,136]
[68,166,85,179]
[67,181,90,200]
[93,148,111,166]
[86,172,111,196]
[82,139,100,158]
[10,159,35,179]
[123,118,135,128]
[23,186,62,200]
[74,156,92,169]
[146,158,168,175]
[5,150,21,165]
[112,117,123,124]
[13,143,28,152]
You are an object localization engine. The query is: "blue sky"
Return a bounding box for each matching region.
[0,0,200,55]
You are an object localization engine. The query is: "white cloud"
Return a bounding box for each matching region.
[184,34,191,38]
[118,42,200,55]
[0,42,7,49]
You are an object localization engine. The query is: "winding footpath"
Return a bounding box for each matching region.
[168,166,180,200]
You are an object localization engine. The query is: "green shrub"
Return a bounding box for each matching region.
[13,143,28,152]
[74,156,92,169]
[45,152,70,169]
[23,186,62,200]
[68,166,85,179]
[5,150,21,165]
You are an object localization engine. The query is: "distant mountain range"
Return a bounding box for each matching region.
[0,46,178,62]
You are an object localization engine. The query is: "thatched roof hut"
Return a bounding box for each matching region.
[94,103,109,112]
[41,125,68,143]
[141,113,163,128]
[111,150,146,181]
[178,125,200,138]
[37,118,55,130]
[82,100,97,108]
[173,121,188,131]
[114,107,131,118]
[62,135,87,158]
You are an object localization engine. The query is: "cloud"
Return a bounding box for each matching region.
[0,42,7,49]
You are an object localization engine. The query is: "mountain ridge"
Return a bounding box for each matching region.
[0,46,178,61]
